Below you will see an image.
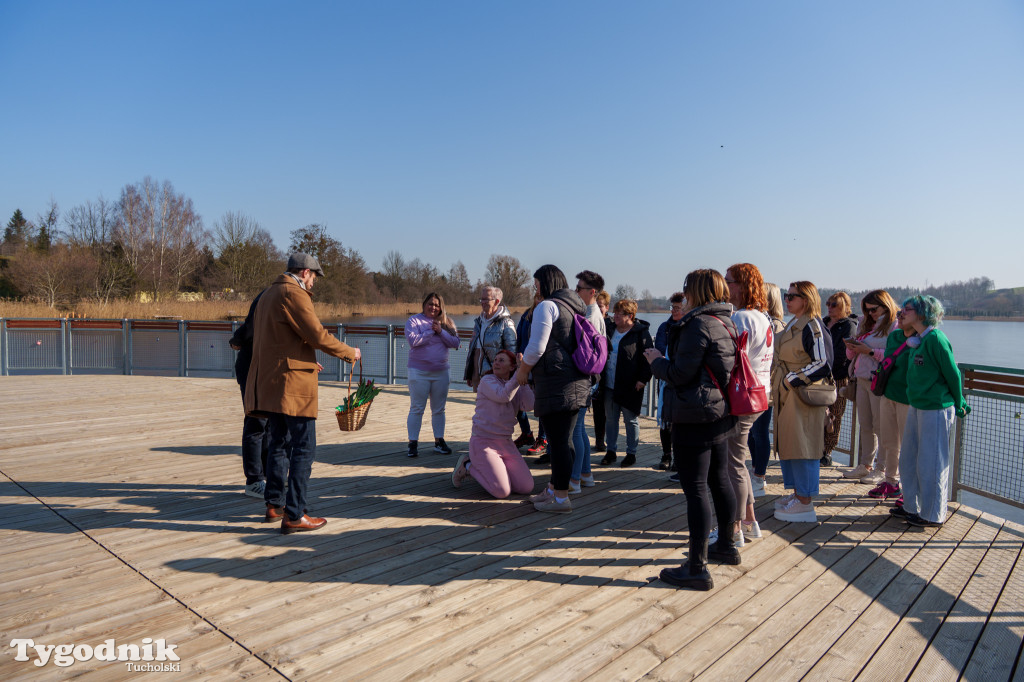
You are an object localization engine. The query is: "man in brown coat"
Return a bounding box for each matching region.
[244,252,360,533]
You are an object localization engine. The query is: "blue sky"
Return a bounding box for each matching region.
[2,1,1022,297]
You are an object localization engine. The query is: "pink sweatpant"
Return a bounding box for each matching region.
[468,436,535,499]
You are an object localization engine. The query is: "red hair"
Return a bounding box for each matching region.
[727,263,767,311]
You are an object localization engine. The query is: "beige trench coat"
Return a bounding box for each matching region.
[244,274,357,418]
[772,314,827,461]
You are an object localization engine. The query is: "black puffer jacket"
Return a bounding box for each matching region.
[822,314,857,381]
[533,289,591,417]
[605,319,654,415]
[650,302,738,424]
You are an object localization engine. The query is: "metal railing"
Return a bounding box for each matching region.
[9,318,1018,509]
[953,364,1024,510]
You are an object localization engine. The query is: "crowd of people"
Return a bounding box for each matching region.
[232,255,971,592]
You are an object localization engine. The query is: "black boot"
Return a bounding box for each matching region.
[599,451,617,466]
[659,561,713,590]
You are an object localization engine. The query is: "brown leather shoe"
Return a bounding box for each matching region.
[264,504,286,523]
[281,514,327,534]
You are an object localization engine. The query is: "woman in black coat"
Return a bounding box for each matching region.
[644,269,739,591]
[599,298,653,468]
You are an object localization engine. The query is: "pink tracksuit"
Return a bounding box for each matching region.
[469,374,535,498]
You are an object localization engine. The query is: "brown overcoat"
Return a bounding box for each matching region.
[244,274,357,418]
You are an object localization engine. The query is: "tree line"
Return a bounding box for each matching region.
[0,177,540,308]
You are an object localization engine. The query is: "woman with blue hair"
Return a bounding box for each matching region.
[890,295,970,527]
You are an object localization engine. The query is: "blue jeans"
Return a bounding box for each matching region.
[604,391,639,455]
[571,405,592,480]
[747,407,773,477]
[238,384,269,484]
[780,459,820,497]
[900,406,954,523]
[265,414,317,522]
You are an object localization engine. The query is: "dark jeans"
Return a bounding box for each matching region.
[241,416,270,484]
[591,387,607,446]
[542,409,578,490]
[265,414,317,522]
[748,406,773,477]
[516,410,532,435]
[673,418,737,573]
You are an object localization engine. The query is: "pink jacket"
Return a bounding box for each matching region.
[471,374,535,439]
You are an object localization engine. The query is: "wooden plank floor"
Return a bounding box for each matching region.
[1,375,1023,681]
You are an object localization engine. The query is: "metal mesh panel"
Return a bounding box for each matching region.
[835,401,856,454]
[343,333,389,381]
[957,395,1024,505]
[315,349,341,379]
[132,330,180,376]
[7,329,63,373]
[70,329,123,374]
[186,330,234,377]
[394,335,411,384]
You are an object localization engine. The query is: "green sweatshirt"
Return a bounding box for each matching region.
[882,329,913,405]
[905,329,969,416]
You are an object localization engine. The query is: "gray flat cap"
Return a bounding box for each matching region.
[287,252,324,277]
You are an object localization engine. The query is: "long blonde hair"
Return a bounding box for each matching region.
[422,292,455,332]
[789,281,822,319]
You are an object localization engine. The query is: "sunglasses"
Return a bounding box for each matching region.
[784,293,804,301]
[864,304,881,314]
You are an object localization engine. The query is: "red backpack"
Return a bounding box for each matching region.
[707,318,769,416]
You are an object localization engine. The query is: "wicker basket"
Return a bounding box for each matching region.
[335,361,374,432]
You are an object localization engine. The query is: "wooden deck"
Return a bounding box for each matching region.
[1,375,1023,681]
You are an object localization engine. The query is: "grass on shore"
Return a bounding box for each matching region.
[0,299,529,321]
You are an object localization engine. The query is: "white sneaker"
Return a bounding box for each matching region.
[751,476,766,498]
[451,454,470,489]
[860,471,883,485]
[708,526,744,548]
[774,498,817,523]
[580,474,596,487]
[742,519,762,540]
[244,480,266,499]
[568,480,582,494]
[842,464,871,479]
[774,492,796,510]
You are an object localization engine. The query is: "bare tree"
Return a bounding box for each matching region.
[212,211,280,294]
[484,254,531,305]
[64,197,132,303]
[289,224,368,303]
[379,250,406,300]
[7,242,97,308]
[613,284,638,302]
[115,177,206,299]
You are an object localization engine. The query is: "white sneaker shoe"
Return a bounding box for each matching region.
[751,476,766,498]
[843,464,871,479]
[451,454,470,488]
[708,526,744,548]
[244,480,266,499]
[568,480,582,494]
[742,519,762,540]
[774,498,817,523]
[860,471,883,485]
[580,474,596,487]
[774,492,796,510]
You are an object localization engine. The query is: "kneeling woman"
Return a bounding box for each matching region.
[452,350,535,498]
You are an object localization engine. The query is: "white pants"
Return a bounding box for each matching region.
[407,367,450,441]
[855,381,883,471]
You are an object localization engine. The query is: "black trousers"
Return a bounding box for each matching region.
[673,418,737,572]
[541,409,579,490]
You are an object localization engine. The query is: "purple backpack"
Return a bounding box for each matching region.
[570,313,608,376]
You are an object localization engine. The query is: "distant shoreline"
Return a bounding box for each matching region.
[945,315,1024,323]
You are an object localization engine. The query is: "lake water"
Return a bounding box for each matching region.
[344,314,1024,370]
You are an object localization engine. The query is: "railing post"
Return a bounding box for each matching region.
[951,414,964,503]
[61,318,69,375]
[387,324,395,384]
[337,324,346,382]
[179,320,187,377]
[122,319,129,375]
[646,380,657,418]
[1,318,6,376]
